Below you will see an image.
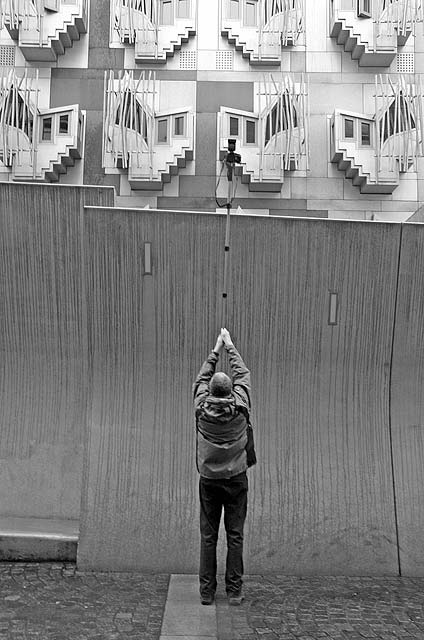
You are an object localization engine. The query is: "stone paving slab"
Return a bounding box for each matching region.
[218,575,424,640]
[160,575,216,637]
[0,563,169,640]
[0,564,424,639]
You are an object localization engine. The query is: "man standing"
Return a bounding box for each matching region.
[193,328,255,606]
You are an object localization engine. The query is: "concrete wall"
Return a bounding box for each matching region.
[0,183,115,520]
[1,182,424,576]
[391,222,424,577]
[74,206,421,575]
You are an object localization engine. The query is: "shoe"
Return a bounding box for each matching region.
[200,593,215,605]
[227,593,244,606]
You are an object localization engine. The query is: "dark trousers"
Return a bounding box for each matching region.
[199,472,248,597]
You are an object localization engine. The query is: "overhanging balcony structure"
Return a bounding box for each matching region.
[218,74,309,192]
[103,70,195,190]
[0,0,88,62]
[0,70,84,182]
[330,0,423,67]
[330,75,424,193]
[221,0,304,65]
[111,0,196,63]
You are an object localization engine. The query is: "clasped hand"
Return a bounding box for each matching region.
[214,328,233,354]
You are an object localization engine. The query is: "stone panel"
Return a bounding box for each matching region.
[391,223,424,576]
[78,210,400,574]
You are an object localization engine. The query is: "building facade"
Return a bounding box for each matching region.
[1,0,424,220]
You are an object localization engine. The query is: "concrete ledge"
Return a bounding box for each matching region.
[0,517,78,562]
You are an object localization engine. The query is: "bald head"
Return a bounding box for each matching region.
[210,372,232,398]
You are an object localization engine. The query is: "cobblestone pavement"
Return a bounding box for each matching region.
[0,563,168,640]
[1,564,424,639]
[217,575,424,640]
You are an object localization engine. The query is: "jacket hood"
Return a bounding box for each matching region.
[202,394,237,422]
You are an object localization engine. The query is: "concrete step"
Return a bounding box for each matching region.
[0,517,78,562]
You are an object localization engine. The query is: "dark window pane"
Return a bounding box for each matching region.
[42,117,52,141]
[59,114,69,134]
[174,115,184,136]
[344,118,354,138]
[230,116,239,136]
[158,119,168,143]
[246,119,256,143]
[361,122,371,145]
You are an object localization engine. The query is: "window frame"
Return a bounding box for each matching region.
[176,0,190,19]
[245,118,257,145]
[173,113,186,137]
[244,0,258,27]
[357,0,372,18]
[41,115,53,142]
[228,115,240,138]
[359,120,372,147]
[157,117,169,144]
[343,117,355,140]
[57,112,71,136]
[160,0,174,25]
[226,0,240,20]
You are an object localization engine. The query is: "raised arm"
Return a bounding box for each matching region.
[192,333,224,411]
[221,328,251,411]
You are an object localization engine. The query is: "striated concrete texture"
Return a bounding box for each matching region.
[0,183,115,521]
[78,210,401,575]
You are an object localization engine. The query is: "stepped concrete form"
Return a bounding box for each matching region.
[0,517,78,562]
[4,2,88,62]
[221,24,282,65]
[330,17,397,67]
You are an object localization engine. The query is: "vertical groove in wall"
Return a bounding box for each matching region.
[388,224,404,577]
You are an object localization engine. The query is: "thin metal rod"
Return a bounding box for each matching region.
[222,169,233,323]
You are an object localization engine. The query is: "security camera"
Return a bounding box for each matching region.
[226,139,241,165]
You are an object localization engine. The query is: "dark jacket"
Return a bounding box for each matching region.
[193,344,251,479]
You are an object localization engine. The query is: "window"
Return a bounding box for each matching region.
[174,114,185,136]
[229,116,239,136]
[177,0,189,18]
[246,119,256,144]
[379,94,416,143]
[41,117,52,141]
[357,0,371,18]
[264,0,286,23]
[227,0,240,19]
[361,122,371,145]
[265,93,298,146]
[244,0,257,26]
[114,91,149,143]
[0,88,33,140]
[157,118,168,143]
[344,118,354,138]
[58,114,69,134]
[122,0,155,19]
[160,0,173,24]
